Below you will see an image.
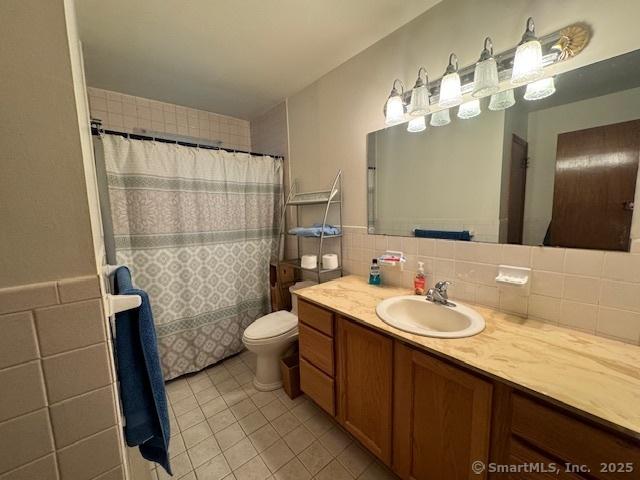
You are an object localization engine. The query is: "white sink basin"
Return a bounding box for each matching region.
[376,295,485,338]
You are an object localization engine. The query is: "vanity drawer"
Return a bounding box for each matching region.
[298,299,334,337]
[300,357,335,415]
[510,393,640,478]
[299,323,334,376]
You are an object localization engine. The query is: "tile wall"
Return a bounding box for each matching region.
[87,88,251,152]
[341,226,640,345]
[0,276,123,480]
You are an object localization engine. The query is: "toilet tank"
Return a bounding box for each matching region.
[289,281,317,315]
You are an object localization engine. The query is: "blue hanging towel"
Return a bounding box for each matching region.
[113,266,172,476]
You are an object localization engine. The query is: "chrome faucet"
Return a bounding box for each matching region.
[426,281,456,307]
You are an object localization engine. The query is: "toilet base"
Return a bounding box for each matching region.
[253,377,283,391]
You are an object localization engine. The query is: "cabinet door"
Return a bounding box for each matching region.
[393,341,493,480]
[336,317,393,465]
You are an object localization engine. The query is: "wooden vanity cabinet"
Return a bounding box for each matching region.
[490,385,640,480]
[336,316,393,465]
[297,298,640,480]
[393,341,493,480]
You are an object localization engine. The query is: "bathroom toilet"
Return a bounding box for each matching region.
[242,281,316,391]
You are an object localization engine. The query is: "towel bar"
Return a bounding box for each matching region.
[103,264,142,316]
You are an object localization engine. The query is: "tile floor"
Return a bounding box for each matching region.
[152,350,399,480]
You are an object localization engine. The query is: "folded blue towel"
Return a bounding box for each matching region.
[414,229,472,241]
[288,223,341,237]
[113,267,172,476]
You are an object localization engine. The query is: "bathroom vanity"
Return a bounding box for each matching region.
[296,276,640,480]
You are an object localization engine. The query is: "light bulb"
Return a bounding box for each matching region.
[409,85,430,116]
[430,109,450,127]
[489,89,516,111]
[407,116,426,133]
[511,18,543,85]
[457,99,481,119]
[384,80,406,126]
[438,53,462,108]
[472,37,499,98]
[524,77,556,100]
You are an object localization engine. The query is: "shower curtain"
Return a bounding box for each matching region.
[100,134,282,380]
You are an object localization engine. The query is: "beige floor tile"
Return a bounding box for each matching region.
[303,411,336,438]
[208,368,233,386]
[314,459,354,480]
[180,472,197,480]
[208,409,237,433]
[319,427,352,457]
[168,434,186,458]
[282,425,314,454]
[297,441,333,475]
[290,399,319,422]
[227,362,251,376]
[230,398,258,420]
[183,421,214,448]
[273,458,311,480]
[187,370,210,385]
[234,371,254,385]
[238,411,268,435]
[232,454,271,480]
[248,424,280,453]
[188,436,221,468]
[259,439,294,473]
[202,397,228,418]
[270,412,300,437]
[195,453,231,480]
[195,386,221,406]
[241,382,260,397]
[173,395,199,416]
[336,442,373,477]
[158,451,192,480]
[191,376,214,394]
[358,461,399,480]
[177,407,206,431]
[223,437,258,470]
[223,389,249,407]
[260,399,288,422]
[250,391,276,408]
[216,422,247,451]
[276,393,306,410]
[217,378,241,394]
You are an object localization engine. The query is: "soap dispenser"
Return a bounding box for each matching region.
[414,261,426,295]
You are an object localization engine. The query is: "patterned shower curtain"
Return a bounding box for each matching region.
[101,134,282,380]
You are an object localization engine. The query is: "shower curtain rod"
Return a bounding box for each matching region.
[90,122,284,159]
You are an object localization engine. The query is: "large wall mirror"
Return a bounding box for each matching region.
[367,49,640,251]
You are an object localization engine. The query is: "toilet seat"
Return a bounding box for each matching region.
[243,311,298,344]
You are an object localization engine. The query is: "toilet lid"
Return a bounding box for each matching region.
[244,311,298,340]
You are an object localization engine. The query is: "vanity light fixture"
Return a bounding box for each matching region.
[524,77,556,100]
[438,54,463,108]
[407,115,427,133]
[384,79,406,126]
[511,17,544,85]
[488,89,516,110]
[472,37,499,98]
[430,109,450,127]
[408,67,430,116]
[457,99,481,119]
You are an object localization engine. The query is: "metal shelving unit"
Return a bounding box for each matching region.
[277,170,343,283]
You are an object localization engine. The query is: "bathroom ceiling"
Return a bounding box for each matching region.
[76,0,440,120]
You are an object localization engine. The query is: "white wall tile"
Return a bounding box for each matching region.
[531,247,565,273]
[563,275,600,304]
[564,249,604,277]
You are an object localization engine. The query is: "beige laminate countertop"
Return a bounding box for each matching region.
[295,275,640,439]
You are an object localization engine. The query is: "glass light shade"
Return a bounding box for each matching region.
[488,89,516,111]
[472,58,499,98]
[385,94,405,125]
[408,85,430,116]
[457,99,481,119]
[430,109,450,127]
[438,72,462,108]
[511,40,543,84]
[524,77,556,100]
[407,116,427,133]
